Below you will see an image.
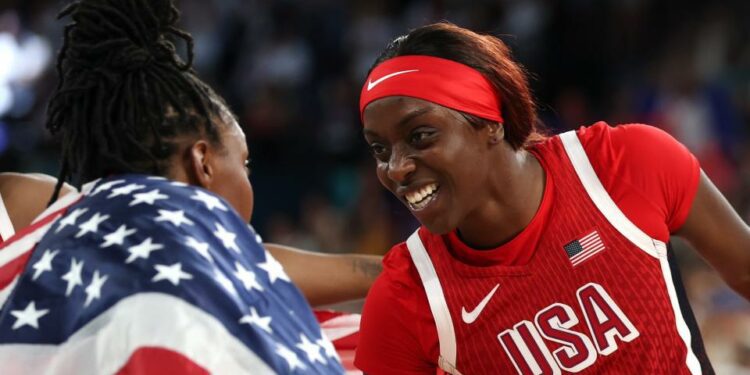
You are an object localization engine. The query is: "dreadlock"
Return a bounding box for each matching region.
[46,0,227,205]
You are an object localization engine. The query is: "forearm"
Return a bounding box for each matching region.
[264,243,383,306]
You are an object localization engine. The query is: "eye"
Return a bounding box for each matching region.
[244,158,252,176]
[409,128,435,146]
[369,143,387,158]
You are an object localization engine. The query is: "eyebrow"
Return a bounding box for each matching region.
[397,106,433,129]
[363,106,434,137]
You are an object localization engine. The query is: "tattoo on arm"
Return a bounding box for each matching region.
[352,258,383,279]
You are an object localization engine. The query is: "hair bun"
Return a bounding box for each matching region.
[108,45,154,71]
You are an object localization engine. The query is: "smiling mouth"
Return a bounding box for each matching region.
[405,183,440,211]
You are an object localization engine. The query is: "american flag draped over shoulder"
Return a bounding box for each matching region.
[0,175,345,374]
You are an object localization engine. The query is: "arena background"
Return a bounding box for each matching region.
[0,0,748,371]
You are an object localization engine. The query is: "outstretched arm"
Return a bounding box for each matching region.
[676,171,750,299]
[264,243,382,307]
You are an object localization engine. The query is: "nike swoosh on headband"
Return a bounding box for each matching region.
[366,69,420,91]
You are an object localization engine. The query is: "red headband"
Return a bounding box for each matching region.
[359,55,503,123]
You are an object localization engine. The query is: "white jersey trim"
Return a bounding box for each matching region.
[559,131,660,258]
[406,230,462,375]
[0,193,15,241]
[655,241,703,373]
[560,130,701,374]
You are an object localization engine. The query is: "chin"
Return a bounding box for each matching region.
[421,218,455,235]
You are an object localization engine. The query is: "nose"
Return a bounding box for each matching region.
[386,147,416,184]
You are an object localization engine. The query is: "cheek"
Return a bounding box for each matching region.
[216,167,254,223]
[244,180,255,222]
[375,163,392,190]
[232,171,254,222]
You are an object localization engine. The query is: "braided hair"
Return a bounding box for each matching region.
[46,0,227,204]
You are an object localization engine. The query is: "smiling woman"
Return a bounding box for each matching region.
[355,22,750,375]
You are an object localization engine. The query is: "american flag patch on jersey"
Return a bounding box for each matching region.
[564,230,606,266]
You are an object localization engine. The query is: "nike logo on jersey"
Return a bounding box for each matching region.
[366,69,420,91]
[461,283,500,324]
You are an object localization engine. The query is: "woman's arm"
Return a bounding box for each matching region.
[0,172,383,306]
[676,171,750,299]
[264,243,382,306]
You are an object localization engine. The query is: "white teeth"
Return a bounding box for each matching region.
[405,183,438,205]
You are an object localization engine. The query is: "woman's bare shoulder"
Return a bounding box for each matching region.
[0,172,76,230]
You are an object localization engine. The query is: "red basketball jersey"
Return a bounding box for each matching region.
[356,125,712,374]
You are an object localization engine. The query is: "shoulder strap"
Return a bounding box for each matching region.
[559,130,661,258]
[0,193,15,241]
[406,230,462,375]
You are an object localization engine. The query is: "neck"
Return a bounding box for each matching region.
[456,148,546,249]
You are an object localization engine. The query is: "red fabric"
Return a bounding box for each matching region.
[359,56,502,123]
[116,347,209,375]
[315,310,360,350]
[578,122,700,240]
[316,309,362,373]
[355,123,701,374]
[0,252,32,289]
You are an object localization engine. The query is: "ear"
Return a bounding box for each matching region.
[188,140,216,189]
[486,122,504,145]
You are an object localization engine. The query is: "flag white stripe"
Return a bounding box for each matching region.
[571,246,604,265]
[578,231,598,243]
[0,292,275,375]
[570,243,605,262]
[30,191,83,225]
[320,313,361,341]
[579,235,601,247]
[0,220,55,268]
[571,248,605,266]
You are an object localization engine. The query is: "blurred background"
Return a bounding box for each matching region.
[0,0,749,371]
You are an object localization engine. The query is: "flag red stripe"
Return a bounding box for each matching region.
[570,243,605,262]
[579,234,601,247]
[578,231,597,243]
[116,347,209,375]
[571,247,605,266]
[0,206,63,253]
[0,196,80,278]
[570,242,605,259]
[0,251,32,289]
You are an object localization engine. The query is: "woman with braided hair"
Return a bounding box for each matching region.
[0,0,355,373]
